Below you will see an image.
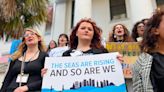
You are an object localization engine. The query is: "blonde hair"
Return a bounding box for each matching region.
[11,28,47,61]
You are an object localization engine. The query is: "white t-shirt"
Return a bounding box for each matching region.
[136,37,143,42]
[101,37,106,47]
[49,46,69,57]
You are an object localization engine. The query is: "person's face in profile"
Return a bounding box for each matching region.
[156,15,164,41]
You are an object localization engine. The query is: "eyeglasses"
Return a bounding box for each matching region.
[23,32,36,38]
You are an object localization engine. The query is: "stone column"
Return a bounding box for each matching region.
[51,0,67,41]
[74,0,92,25]
[129,0,154,24]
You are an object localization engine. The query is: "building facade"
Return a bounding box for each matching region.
[1,0,164,54]
[47,0,164,41]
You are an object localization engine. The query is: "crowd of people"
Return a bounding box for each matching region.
[0,8,164,92]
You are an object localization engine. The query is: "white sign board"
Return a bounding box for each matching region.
[42,52,127,92]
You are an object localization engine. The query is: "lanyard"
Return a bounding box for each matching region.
[19,53,25,87]
[19,50,39,86]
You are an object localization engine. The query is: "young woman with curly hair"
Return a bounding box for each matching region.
[132,9,164,92]
[108,24,133,42]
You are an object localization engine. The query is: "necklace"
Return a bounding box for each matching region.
[24,50,39,62]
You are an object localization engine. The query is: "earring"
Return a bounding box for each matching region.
[114,34,117,38]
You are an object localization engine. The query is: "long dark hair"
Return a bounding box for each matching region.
[141,9,164,53]
[47,40,57,52]
[58,33,69,46]
[132,21,145,41]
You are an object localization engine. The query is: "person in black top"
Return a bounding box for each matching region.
[132,9,164,92]
[41,18,123,76]
[62,18,123,60]
[63,18,108,56]
[0,28,48,92]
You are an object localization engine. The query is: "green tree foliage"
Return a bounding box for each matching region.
[0,0,48,40]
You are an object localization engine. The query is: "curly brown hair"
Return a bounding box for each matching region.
[141,9,164,53]
[70,18,102,49]
[108,24,133,42]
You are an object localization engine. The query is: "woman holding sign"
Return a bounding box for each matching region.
[1,28,48,92]
[41,18,123,76]
[132,9,164,92]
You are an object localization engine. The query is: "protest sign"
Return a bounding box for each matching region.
[42,52,126,92]
[106,42,140,78]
